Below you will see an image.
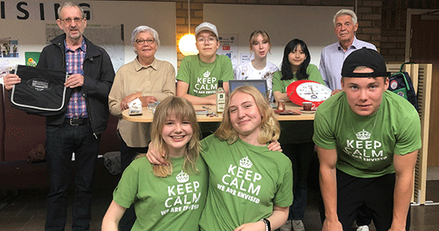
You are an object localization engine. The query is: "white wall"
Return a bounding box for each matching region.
[204,4,353,68]
[1,1,355,73]
[0,1,176,72]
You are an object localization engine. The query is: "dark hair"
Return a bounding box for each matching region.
[280,39,311,81]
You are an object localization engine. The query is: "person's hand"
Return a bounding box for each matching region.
[64,74,84,88]
[139,96,158,106]
[331,89,343,96]
[3,74,21,90]
[120,93,141,110]
[322,218,343,231]
[268,140,282,152]
[145,142,169,166]
[234,220,266,231]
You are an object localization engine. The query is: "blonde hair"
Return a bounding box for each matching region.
[143,96,201,177]
[215,85,280,145]
[249,30,271,53]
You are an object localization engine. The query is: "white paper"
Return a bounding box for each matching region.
[0,60,12,85]
[128,98,142,115]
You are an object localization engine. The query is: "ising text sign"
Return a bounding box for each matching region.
[0,1,91,21]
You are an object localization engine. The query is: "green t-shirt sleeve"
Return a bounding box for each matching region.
[200,134,214,159]
[273,158,293,207]
[272,71,284,93]
[113,162,139,208]
[220,55,234,82]
[176,56,191,84]
[313,106,337,150]
[394,108,422,155]
[200,137,208,152]
[307,64,326,86]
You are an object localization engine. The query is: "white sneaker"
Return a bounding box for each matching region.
[279,220,292,231]
[292,220,305,231]
[357,225,369,231]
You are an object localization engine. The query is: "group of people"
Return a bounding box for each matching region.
[3,2,421,231]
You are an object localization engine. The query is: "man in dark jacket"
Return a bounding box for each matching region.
[4,2,115,230]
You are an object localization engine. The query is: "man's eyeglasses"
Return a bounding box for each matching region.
[197,37,216,44]
[135,39,156,45]
[60,17,83,24]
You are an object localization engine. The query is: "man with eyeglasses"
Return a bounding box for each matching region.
[4,2,115,230]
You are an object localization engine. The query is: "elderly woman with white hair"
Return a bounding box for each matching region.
[108,25,175,230]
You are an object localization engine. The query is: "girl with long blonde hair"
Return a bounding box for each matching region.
[102,96,208,231]
[148,85,292,231]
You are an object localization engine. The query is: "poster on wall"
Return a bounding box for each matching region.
[25,52,40,67]
[217,34,238,68]
[45,23,125,72]
[1,38,19,58]
[0,1,176,71]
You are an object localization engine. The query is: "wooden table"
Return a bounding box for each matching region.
[122,102,315,123]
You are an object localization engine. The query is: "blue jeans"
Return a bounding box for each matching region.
[283,142,315,220]
[45,122,101,231]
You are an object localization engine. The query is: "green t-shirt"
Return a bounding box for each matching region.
[198,135,293,231]
[313,91,422,178]
[176,54,234,97]
[272,64,324,144]
[113,156,208,231]
[272,64,325,94]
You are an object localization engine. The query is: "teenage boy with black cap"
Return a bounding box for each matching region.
[313,47,421,231]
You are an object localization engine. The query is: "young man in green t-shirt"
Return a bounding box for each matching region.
[176,22,233,105]
[313,48,421,231]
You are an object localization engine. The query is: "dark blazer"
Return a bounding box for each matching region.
[37,34,115,135]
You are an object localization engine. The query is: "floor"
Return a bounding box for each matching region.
[0,163,438,231]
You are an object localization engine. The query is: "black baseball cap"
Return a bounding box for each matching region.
[341,47,391,78]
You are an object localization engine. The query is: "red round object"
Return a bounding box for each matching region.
[286,80,332,108]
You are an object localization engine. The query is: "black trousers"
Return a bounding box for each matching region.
[283,142,315,220]
[319,170,411,231]
[45,123,100,231]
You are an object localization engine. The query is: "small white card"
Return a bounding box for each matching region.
[128,98,142,115]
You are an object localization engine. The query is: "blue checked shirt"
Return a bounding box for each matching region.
[65,40,88,119]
